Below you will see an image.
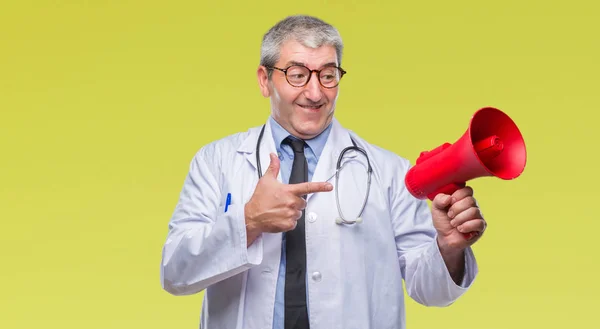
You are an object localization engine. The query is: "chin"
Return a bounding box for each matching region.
[294,120,327,138]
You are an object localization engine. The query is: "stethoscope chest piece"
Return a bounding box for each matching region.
[335,216,363,225]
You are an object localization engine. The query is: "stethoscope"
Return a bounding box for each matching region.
[256,124,373,225]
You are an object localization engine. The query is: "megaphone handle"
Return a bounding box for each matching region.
[426,182,476,240]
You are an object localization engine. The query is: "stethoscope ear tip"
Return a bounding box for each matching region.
[335,217,343,225]
[356,217,363,224]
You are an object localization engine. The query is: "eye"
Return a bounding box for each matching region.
[290,74,306,79]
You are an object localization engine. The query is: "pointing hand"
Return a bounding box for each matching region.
[244,153,333,245]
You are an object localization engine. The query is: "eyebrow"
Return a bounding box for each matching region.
[283,61,339,69]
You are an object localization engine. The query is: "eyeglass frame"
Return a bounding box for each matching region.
[265,64,347,88]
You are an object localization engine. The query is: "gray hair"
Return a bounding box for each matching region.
[260,15,344,79]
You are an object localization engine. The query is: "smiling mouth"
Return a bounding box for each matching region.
[297,104,323,110]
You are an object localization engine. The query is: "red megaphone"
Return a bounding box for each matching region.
[405,107,527,238]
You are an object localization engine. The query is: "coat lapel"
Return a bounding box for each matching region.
[308,118,357,202]
[237,119,282,183]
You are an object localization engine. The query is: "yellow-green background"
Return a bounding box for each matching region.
[1,0,598,328]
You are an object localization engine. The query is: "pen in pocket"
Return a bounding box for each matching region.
[224,193,232,212]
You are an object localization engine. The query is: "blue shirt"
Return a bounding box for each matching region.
[269,116,333,329]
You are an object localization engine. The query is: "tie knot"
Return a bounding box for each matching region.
[283,136,306,153]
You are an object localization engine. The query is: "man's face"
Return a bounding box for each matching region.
[258,39,340,140]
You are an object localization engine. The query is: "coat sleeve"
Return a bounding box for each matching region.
[160,144,263,296]
[390,157,478,307]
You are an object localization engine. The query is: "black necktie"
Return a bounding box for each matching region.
[283,137,310,329]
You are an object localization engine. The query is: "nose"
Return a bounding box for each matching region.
[303,72,324,102]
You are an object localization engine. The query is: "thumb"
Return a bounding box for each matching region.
[431,193,453,216]
[263,153,280,179]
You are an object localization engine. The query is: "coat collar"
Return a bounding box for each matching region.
[237,117,358,200]
[237,118,279,181]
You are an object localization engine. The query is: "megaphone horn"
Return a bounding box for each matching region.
[405,107,527,237]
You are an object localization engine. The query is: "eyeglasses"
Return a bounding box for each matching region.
[267,65,347,88]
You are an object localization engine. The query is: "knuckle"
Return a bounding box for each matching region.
[288,220,297,231]
[476,208,484,218]
[469,207,479,216]
[448,203,458,212]
[466,196,476,206]
[464,186,474,195]
[274,191,283,200]
[286,209,296,219]
[294,200,303,210]
[285,199,296,208]
[300,200,307,209]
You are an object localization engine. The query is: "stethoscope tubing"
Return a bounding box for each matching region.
[255,124,372,225]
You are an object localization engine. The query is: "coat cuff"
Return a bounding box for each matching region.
[233,204,263,266]
[431,237,478,291]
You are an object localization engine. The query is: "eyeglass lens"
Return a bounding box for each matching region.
[285,66,342,87]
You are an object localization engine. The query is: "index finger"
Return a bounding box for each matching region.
[287,181,333,196]
[451,186,474,202]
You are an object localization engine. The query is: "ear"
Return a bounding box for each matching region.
[257,66,271,98]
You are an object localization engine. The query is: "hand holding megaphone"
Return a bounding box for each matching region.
[405,107,527,240]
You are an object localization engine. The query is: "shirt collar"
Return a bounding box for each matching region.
[268,116,333,159]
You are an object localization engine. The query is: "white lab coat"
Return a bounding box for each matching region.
[161,117,478,329]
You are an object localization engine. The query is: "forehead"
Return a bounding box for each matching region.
[277,39,338,69]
